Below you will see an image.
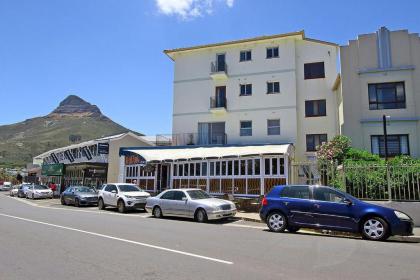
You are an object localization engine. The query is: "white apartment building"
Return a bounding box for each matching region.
[340,27,420,158]
[118,31,340,196]
[165,30,340,160]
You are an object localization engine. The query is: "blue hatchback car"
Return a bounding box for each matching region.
[260,185,414,241]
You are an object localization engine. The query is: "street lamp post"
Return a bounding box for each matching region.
[382,115,389,161]
[382,114,391,201]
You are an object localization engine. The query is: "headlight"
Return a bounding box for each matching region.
[125,195,133,199]
[214,206,222,211]
[394,211,411,220]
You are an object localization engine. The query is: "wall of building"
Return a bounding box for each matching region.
[171,35,339,160]
[340,28,420,158]
[295,40,339,160]
[107,134,153,183]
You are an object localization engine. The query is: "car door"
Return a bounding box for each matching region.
[102,185,112,205]
[160,191,175,215]
[64,188,73,204]
[107,185,118,206]
[27,186,33,197]
[280,185,316,226]
[311,186,357,231]
[171,191,188,217]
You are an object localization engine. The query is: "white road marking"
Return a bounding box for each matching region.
[3,195,264,230]
[4,195,149,218]
[0,213,233,265]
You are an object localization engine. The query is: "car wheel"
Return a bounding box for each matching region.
[267,211,287,232]
[98,198,105,210]
[195,209,208,223]
[74,198,80,208]
[287,226,300,233]
[153,206,163,218]
[60,197,66,205]
[361,217,389,241]
[118,200,126,213]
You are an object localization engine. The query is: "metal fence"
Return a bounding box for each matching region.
[291,162,420,201]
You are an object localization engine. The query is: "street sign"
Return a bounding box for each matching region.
[98,143,109,155]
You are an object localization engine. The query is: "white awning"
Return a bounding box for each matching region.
[125,144,293,163]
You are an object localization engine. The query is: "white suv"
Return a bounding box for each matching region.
[98,183,151,213]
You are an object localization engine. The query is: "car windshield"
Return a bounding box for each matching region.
[118,185,141,192]
[34,185,48,190]
[187,190,211,200]
[74,187,95,193]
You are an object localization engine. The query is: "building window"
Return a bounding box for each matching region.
[240,121,252,136]
[267,82,280,94]
[267,119,280,135]
[240,50,252,62]
[304,62,325,79]
[305,100,326,117]
[306,134,327,152]
[368,82,406,110]
[266,47,279,59]
[240,84,252,96]
[371,135,409,157]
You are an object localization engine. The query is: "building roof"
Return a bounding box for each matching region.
[120,144,294,163]
[164,30,338,60]
[34,132,153,160]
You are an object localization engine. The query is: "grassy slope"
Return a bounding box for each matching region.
[0,115,129,167]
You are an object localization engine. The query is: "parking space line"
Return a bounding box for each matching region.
[0,213,233,265]
[4,195,150,218]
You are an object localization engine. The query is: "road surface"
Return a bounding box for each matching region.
[0,194,419,280]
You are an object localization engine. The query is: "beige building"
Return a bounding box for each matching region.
[340,27,420,158]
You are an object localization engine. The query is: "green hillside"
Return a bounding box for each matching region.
[0,95,136,167]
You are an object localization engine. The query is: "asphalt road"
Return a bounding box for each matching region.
[0,194,419,280]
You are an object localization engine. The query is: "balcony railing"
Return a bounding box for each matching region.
[210,62,228,74]
[210,96,227,109]
[156,133,227,146]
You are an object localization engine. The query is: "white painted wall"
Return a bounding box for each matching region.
[170,35,339,160]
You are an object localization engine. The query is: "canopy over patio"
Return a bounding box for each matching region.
[120,144,294,163]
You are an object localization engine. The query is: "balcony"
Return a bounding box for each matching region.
[210,62,228,81]
[156,133,227,146]
[209,96,227,114]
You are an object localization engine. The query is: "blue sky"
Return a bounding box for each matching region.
[0,0,419,135]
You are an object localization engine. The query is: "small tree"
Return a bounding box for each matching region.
[317,135,351,164]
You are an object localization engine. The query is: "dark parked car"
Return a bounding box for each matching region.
[17,184,31,198]
[61,186,98,207]
[260,185,414,241]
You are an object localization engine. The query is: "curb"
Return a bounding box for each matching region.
[237,215,420,242]
[238,216,263,223]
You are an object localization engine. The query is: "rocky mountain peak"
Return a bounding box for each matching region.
[50,95,102,116]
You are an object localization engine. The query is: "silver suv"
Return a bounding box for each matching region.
[98,183,151,213]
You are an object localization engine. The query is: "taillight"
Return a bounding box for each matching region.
[262,197,268,206]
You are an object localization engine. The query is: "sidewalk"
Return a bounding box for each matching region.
[236,211,420,242]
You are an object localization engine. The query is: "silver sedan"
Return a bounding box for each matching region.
[146,189,236,222]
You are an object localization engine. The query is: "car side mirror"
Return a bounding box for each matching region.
[182,197,188,202]
[343,198,352,206]
[111,190,117,194]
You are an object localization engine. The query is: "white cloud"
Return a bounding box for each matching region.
[155,0,234,19]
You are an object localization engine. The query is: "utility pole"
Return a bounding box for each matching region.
[382,115,389,161]
[383,115,391,201]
